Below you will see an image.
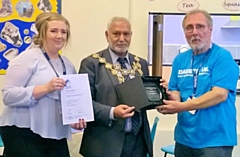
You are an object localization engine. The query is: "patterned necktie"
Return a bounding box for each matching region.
[117,57,127,69]
[117,57,129,80]
[117,57,141,135]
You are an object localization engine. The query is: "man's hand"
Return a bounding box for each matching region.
[166,90,181,101]
[114,104,135,119]
[160,78,168,89]
[156,100,183,114]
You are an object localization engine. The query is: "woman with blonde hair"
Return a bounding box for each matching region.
[0,12,86,157]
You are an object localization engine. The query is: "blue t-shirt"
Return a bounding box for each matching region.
[169,43,238,148]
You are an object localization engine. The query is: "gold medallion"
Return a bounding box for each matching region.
[99,57,106,63]
[105,63,112,69]
[118,77,124,83]
[117,73,122,77]
[111,69,118,75]
[136,63,141,69]
[130,69,135,75]
[91,53,143,83]
[122,69,129,76]
[134,56,140,62]
[92,54,99,58]
[138,69,143,75]
[114,64,121,70]
[132,65,138,70]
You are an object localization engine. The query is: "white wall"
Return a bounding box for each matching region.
[61,0,130,68]
[0,0,239,156]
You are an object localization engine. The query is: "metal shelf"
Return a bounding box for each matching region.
[221,20,240,29]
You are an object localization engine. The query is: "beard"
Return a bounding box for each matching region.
[190,43,205,51]
[189,37,206,52]
[110,44,129,54]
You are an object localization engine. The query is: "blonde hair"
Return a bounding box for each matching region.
[106,16,131,32]
[182,9,213,28]
[33,12,71,47]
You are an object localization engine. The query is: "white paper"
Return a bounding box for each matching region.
[188,110,196,115]
[60,74,94,125]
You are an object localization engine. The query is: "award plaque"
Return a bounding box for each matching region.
[115,76,168,111]
[141,76,168,110]
[115,76,149,112]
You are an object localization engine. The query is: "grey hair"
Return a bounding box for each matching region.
[182,9,213,28]
[106,16,131,32]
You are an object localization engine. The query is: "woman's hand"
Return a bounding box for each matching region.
[33,77,67,99]
[71,119,87,130]
[45,77,66,93]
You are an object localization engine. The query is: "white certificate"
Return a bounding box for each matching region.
[60,74,94,125]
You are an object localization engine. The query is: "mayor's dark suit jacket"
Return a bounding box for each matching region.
[78,48,153,157]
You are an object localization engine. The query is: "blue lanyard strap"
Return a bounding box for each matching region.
[191,54,207,96]
[42,48,66,77]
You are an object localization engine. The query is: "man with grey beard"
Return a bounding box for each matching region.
[156,9,238,157]
[78,17,153,157]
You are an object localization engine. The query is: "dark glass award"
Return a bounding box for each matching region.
[141,76,168,110]
[115,76,168,111]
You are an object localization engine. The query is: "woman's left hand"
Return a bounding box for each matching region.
[71,119,87,130]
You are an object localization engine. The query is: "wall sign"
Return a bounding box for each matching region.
[223,0,240,11]
[177,0,200,12]
[0,0,61,74]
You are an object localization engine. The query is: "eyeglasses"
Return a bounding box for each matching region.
[184,24,208,33]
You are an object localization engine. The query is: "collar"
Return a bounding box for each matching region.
[108,48,130,65]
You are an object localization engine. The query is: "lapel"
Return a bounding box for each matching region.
[101,49,119,86]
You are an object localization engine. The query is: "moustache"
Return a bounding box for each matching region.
[117,43,127,46]
[191,37,201,42]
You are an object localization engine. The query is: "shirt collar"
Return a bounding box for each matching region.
[108,48,130,65]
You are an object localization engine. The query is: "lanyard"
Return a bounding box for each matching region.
[42,48,66,77]
[190,53,208,97]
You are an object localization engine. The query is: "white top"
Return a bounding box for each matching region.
[0,47,76,140]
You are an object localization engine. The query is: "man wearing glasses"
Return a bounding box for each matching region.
[157,9,238,157]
